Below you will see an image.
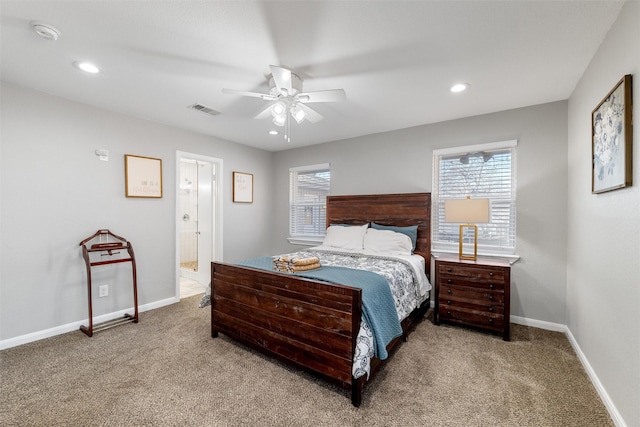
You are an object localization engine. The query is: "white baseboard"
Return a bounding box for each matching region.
[0,296,178,350]
[510,314,566,332]
[564,327,627,427]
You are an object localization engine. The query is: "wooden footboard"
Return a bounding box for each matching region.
[211,261,364,404]
[211,192,432,406]
[211,261,430,406]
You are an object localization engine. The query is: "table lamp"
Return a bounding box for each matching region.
[444,196,490,261]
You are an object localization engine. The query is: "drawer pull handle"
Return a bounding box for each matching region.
[488,318,493,323]
[489,284,494,289]
[447,268,452,272]
[488,295,494,301]
[488,307,494,312]
[447,311,451,316]
[447,279,452,284]
[447,300,451,305]
[447,289,452,294]
[489,272,494,277]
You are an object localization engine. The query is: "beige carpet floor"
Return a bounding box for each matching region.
[0,295,613,426]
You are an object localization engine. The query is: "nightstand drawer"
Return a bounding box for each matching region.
[438,263,506,284]
[439,297,504,315]
[438,284,504,304]
[438,275,505,291]
[438,306,504,332]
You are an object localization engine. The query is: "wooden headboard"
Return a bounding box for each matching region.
[325,192,432,277]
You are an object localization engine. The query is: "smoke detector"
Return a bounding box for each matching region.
[30,21,60,41]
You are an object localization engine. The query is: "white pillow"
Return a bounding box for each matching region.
[321,224,368,250]
[363,228,412,256]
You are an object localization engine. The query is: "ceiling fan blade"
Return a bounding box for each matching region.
[297,103,324,123]
[254,103,275,120]
[222,88,277,101]
[297,89,346,103]
[269,65,293,95]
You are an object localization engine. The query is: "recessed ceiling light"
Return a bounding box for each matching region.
[73,61,101,74]
[450,83,469,93]
[268,130,279,135]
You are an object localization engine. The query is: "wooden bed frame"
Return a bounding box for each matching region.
[210,192,431,406]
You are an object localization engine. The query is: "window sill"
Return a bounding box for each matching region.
[431,250,520,265]
[287,236,324,246]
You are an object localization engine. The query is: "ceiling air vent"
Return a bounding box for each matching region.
[188,103,220,116]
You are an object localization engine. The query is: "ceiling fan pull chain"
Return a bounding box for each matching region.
[285,107,290,142]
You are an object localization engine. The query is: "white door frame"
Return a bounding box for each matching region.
[175,151,223,299]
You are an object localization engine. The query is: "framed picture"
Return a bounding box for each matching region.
[125,154,163,198]
[233,171,253,203]
[592,74,633,194]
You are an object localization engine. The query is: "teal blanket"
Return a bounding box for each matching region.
[236,256,402,360]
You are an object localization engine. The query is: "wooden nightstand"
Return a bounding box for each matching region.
[434,254,511,341]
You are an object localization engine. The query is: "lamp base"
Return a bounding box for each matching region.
[458,223,478,261]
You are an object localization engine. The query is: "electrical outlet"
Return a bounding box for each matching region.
[98,284,109,297]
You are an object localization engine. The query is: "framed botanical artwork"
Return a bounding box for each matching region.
[233,171,253,203]
[592,74,633,194]
[124,154,163,198]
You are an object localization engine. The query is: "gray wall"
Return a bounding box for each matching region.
[272,101,569,326]
[3,9,638,420]
[567,1,639,426]
[0,82,274,341]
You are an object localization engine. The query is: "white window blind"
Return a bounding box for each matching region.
[432,140,517,256]
[289,163,330,242]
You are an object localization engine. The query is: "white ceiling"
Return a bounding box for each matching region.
[1,1,624,152]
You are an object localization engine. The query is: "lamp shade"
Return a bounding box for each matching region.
[445,197,490,223]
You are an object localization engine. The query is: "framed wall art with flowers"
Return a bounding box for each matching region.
[592,74,633,194]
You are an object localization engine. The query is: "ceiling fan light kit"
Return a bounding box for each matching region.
[290,104,306,124]
[223,65,346,143]
[271,101,286,116]
[272,113,286,127]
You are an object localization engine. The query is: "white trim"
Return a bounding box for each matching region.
[287,236,324,246]
[432,250,521,264]
[289,162,330,172]
[564,327,627,426]
[510,314,565,332]
[0,297,177,350]
[433,139,518,156]
[175,151,223,299]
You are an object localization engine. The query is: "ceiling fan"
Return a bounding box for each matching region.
[222,65,346,142]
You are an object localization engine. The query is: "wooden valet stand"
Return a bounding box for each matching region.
[79,229,139,337]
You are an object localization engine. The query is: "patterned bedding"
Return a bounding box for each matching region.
[299,247,430,379]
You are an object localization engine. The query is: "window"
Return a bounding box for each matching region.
[289,163,330,244]
[432,140,517,257]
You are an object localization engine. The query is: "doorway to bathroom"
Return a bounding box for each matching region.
[176,151,223,300]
